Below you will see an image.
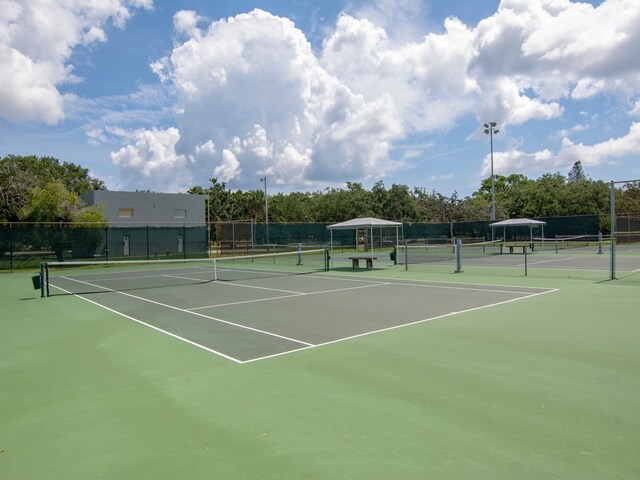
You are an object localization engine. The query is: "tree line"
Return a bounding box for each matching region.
[2,155,639,226]
[189,163,640,226]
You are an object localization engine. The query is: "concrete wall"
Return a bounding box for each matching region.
[82,191,207,226]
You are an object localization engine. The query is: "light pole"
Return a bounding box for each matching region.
[483,122,499,222]
[260,176,269,251]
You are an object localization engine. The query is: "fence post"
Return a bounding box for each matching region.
[105,227,109,261]
[9,223,14,272]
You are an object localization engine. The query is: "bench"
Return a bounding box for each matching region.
[504,244,527,254]
[348,256,377,269]
[152,250,171,257]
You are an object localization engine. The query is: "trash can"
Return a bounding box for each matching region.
[31,274,41,290]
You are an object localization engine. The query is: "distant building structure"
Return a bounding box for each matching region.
[82,190,207,226]
[81,191,209,258]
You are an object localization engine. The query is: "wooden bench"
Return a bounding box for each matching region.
[349,256,377,269]
[152,250,171,257]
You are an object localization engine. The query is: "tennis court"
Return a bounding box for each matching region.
[43,254,554,363]
[3,250,639,480]
[396,238,640,281]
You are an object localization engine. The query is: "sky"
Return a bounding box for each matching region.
[1,0,640,197]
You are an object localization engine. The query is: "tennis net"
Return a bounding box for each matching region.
[533,234,605,253]
[213,249,329,282]
[396,240,503,266]
[43,249,329,296]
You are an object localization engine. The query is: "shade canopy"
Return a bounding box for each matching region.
[489,218,546,227]
[326,217,403,257]
[327,217,403,230]
[490,218,546,243]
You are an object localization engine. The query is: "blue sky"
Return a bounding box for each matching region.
[2,0,639,196]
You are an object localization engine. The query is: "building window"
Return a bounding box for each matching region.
[174,209,187,218]
[118,208,134,218]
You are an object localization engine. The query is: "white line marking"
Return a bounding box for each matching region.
[241,288,559,364]
[187,283,389,310]
[521,256,580,266]
[50,284,244,364]
[315,271,555,292]
[51,272,559,365]
[56,276,314,349]
[215,281,303,295]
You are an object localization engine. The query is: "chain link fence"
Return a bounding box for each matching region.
[1,223,208,270]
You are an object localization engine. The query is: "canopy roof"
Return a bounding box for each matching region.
[490,218,546,227]
[327,217,403,230]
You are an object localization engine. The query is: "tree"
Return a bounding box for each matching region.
[189,178,235,222]
[18,181,107,260]
[567,161,587,183]
[19,181,84,223]
[0,155,105,221]
[269,192,313,222]
[383,184,418,221]
[616,182,640,214]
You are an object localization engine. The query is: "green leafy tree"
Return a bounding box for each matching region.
[617,182,640,214]
[0,155,104,221]
[189,178,235,222]
[19,181,107,260]
[383,184,418,221]
[269,192,314,222]
[19,181,84,222]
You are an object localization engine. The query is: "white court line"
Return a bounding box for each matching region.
[55,276,314,352]
[187,283,390,310]
[315,271,555,292]
[52,272,558,365]
[520,256,580,266]
[213,281,303,295]
[241,287,559,364]
[51,283,243,364]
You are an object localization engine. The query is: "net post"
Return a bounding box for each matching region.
[455,239,462,273]
[297,243,302,265]
[45,263,50,297]
[213,258,218,281]
[597,231,603,254]
[524,244,528,276]
[324,248,330,271]
[404,241,408,271]
[39,263,45,298]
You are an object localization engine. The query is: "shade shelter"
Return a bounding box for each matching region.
[490,218,546,245]
[327,217,403,256]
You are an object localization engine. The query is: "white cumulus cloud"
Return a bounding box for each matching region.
[144,9,404,190]
[110,127,193,191]
[79,1,640,191]
[483,122,640,176]
[0,0,152,124]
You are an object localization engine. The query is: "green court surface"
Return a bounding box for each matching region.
[1,264,639,479]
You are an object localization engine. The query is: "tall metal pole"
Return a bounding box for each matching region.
[484,122,500,222]
[610,180,616,280]
[260,176,269,250]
